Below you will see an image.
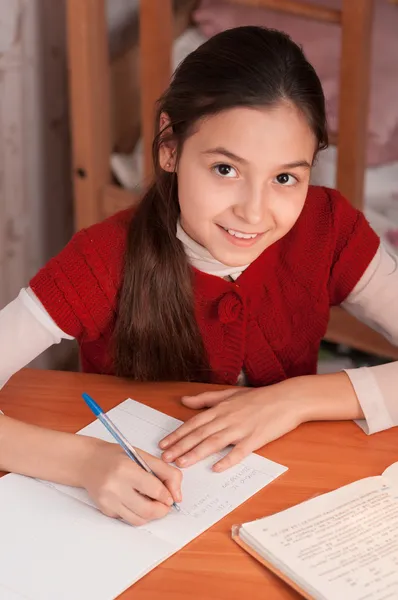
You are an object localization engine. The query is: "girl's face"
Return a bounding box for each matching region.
[171,103,317,267]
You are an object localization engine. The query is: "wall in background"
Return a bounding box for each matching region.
[0,0,75,368]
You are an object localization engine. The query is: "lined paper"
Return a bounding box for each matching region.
[0,399,287,600]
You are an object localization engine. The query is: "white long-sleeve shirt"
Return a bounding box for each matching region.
[1,225,397,436]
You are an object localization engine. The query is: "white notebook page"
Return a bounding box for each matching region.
[0,399,287,600]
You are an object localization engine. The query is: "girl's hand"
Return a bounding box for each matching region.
[80,441,182,526]
[159,385,303,472]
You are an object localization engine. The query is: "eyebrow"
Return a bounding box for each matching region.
[202,147,312,170]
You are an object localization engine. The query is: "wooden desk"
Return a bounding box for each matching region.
[1,369,397,599]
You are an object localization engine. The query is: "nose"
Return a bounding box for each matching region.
[232,184,266,226]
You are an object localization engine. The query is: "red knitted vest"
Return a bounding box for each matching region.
[30,186,379,386]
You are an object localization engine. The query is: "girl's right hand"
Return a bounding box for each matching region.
[80,440,182,526]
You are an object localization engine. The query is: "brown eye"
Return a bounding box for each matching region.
[213,164,237,178]
[274,173,297,186]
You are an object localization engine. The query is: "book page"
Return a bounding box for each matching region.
[241,475,398,600]
[0,400,287,600]
[383,461,398,486]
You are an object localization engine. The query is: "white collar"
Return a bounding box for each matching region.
[176,220,249,281]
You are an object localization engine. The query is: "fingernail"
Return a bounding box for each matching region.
[177,456,187,466]
[166,495,174,506]
[213,463,222,472]
[163,452,172,461]
[175,491,182,503]
[159,440,168,449]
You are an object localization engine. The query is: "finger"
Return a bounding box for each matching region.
[212,441,252,473]
[148,458,183,503]
[121,488,171,523]
[131,467,175,507]
[117,500,169,527]
[174,429,234,468]
[116,504,148,527]
[159,410,215,451]
[161,420,225,463]
[97,494,150,527]
[181,389,237,410]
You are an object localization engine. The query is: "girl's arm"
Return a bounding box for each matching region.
[0,287,72,390]
[0,292,182,523]
[341,243,398,434]
[0,414,182,524]
[159,244,398,470]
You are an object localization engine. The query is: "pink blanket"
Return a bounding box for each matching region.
[193,0,398,166]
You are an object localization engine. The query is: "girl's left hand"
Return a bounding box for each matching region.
[158,385,303,472]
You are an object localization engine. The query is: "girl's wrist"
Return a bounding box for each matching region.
[75,437,110,488]
[267,371,364,425]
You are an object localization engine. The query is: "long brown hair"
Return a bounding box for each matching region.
[113,26,328,381]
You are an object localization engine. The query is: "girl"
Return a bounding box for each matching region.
[1,26,397,525]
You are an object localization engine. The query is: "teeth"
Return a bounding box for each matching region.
[226,229,258,239]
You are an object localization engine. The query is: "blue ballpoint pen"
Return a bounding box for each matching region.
[82,392,180,511]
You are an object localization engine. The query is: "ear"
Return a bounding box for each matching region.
[159,112,177,172]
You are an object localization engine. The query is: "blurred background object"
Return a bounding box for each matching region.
[1,0,397,372]
[0,0,73,369]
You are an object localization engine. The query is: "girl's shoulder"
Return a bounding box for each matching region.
[305,185,355,217]
[79,207,134,250]
[296,185,380,305]
[29,208,136,341]
[55,207,135,280]
[302,185,373,241]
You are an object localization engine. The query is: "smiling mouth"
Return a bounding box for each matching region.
[219,226,262,239]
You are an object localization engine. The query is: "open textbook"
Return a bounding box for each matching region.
[0,399,287,600]
[233,461,398,600]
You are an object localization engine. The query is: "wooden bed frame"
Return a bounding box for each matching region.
[65,0,398,360]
